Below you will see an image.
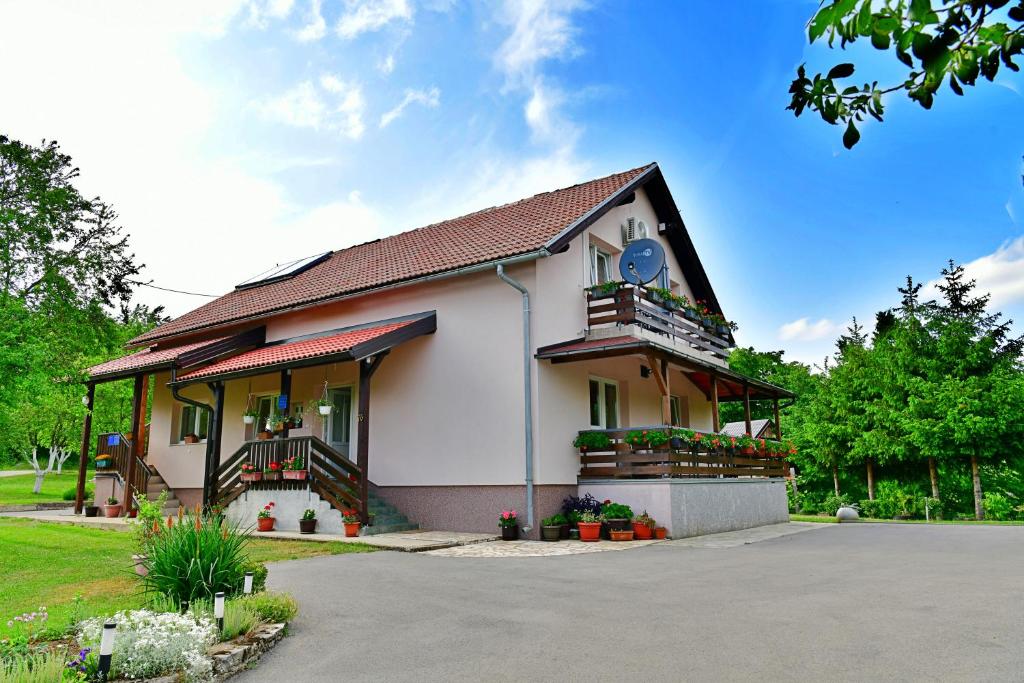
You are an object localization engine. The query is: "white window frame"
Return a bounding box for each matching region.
[589,376,620,429]
[669,395,682,427]
[589,244,613,287]
[176,403,209,444]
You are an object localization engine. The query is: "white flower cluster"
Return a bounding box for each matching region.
[78,609,218,682]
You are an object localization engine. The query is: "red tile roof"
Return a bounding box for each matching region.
[87,338,224,380]
[175,320,413,381]
[130,164,656,347]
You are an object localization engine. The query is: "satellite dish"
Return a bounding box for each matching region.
[619,238,666,285]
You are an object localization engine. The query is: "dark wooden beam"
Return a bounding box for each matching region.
[660,358,671,426]
[74,383,95,514]
[125,374,146,516]
[279,369,292,439]
[711,373,720,433]
[743,384,752,436]
[773,398,782,440]
[357,351,388,525]
[206,381,225,506]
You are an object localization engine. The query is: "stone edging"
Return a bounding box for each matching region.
[211,622,287,679]
[0,503,73,512]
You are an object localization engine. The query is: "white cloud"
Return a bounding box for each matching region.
[494,0,585,145]
[293,0,326,41]
[336,0,412,39]
[244,0,295,28]
[379,86,440,128]
[923,236,1024,309]
[778,318,843,342]
[378,54,396,74]
[257,76,366,139]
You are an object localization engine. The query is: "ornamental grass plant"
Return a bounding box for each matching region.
[142,507,251,604]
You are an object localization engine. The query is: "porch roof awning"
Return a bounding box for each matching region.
[86,337,227,383]
[535,335,794,401]
[170,311,436,385]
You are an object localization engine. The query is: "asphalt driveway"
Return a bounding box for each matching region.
[237,523,1024,682]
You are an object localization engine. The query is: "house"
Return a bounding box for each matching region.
[75,162,793,538]
[721,419,777,440]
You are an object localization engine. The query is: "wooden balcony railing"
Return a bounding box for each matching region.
[95,432,152,509]
[577,427,788,480]
[587,284,732,360]
[213,436,364,521]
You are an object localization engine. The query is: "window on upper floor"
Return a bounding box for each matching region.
[589,245,613,286]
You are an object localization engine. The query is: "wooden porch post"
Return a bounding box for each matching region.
[279,369,291,439]
[645,353,671,426]
[710,374,720,433]
[125,374,146,516]
[660,359,671,426]
[773,398,782,439]
[206,381,225,507]
[357,353,387,525]
[743,384,752,436]
[74,382,95,514]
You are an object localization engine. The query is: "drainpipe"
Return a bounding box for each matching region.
[496,264,535,534]
[170,369,216,506]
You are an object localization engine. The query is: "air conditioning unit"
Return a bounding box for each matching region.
[621,217,649,245]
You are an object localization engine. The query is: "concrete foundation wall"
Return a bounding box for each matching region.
[377,484,576,540]
[579,479,789,538]
[225,488,346,534]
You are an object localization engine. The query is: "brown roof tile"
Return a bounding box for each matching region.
[130,164,655,347]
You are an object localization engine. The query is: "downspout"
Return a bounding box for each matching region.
[170,368,216,506]
[497,264,536,534]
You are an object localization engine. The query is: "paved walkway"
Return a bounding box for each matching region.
[661,521,823,548]
[0,469,33,478]
[238,523,1024,682]
[425,537,662,557]
[0,508,495,552]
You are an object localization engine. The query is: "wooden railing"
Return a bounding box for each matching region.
[577,427,787,479]
[587,284,732,360]
[95,432,152,509]
[213,436,364,521]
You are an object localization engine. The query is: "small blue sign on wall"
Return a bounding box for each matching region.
[107,434,120,446]
[277,394,288,410]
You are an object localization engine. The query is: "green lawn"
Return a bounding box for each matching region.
[0,517,375,638]
[790,513,1024,525]
[0,471,84,506]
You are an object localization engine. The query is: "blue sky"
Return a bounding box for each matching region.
[2,0,1022,364]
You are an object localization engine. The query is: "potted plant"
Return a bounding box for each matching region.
[103,496,122,518]
[342,509,361,537]
[572,431,612,452]
[84,501,100,517]
[243,408,258,425]
[183,433,200,444]
[647,286,669,304]
[541,514,565,542]
[576,510,602,542]
[654,526,668,539]
[282,456,308,480]
[95,453,113,470]
[633,511,656,540]
[256,502,275,531]
[498,509,518,540]
[299,508,317,534]
[624,430,669,451]
[314,398,332,416]
[599,501,633,537]
[587,280,625,297]
[609,528,634,541]
[263,462,282,481]
[669,428,695,450]
[240,463,261,482]
[736,435,757,455]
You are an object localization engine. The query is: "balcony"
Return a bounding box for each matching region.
[586,283,733,362]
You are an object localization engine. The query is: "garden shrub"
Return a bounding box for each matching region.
[875,481,923,519]
[236,592,298,624]
[821,493,851,516]
[786,481,802,513]
[61,485,93,501]
[0,650,67,683]
[858,499,882,519]
[982,492,1015,521]
[78,609,217,682]
[189,599,261,641]
[143,509,251,603]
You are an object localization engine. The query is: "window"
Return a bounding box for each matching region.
[178,404,209,443]
[669,395,689,427]
[589,245,613,286]
[589,377,619,429]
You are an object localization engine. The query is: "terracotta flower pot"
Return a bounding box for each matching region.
[609,529,634,542]
[577,521,602,542]
[632,522,653,540]
[654,527,667,540]
[127,508,138,519]
[257,517,275,532]
[500,525,519,541]
[263,471,281,481]
[184,435,200,444]
[103,504,122,518]
[256,431,273,441]
[299,518,317,534]
[344,521,361,537]
[741,447,755,455]
[241,472,262,482]
[283,470,308,480]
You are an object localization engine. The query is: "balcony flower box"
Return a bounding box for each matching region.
[240,463,261,482]
[283,469,308,481]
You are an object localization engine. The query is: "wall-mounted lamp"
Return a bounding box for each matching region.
[640,365,651,379]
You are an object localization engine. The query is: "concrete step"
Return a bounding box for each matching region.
[361,522,419,536]
[369,513,409,526]
[367,503,398,515]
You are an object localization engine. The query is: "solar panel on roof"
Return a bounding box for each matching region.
[235,251,332,290]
